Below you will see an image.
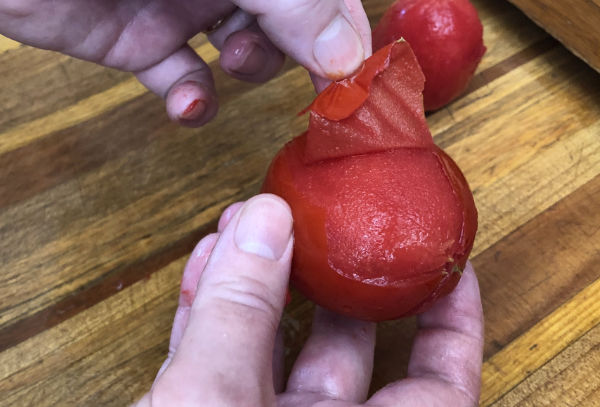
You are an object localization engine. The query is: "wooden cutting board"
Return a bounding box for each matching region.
[1,0,599,405]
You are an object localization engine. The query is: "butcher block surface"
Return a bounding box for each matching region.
[1,0,599,405]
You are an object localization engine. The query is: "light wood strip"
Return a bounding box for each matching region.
[492,322,600,406]
[0,42,218,155]
[480,275,600,406]
[467,118,600,258]
[0,256,186,406]
[430,46,584,146]
[0,35,19,53]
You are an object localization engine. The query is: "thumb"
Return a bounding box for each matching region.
[152,194,293,405]
[233,0,372,80]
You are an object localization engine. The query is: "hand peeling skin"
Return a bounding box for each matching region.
[263,41,477,321]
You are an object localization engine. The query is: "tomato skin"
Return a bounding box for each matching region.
[262,134,477,321]
[262,40,478,321]
[373,0,486,111]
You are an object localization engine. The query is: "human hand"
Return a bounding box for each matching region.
[0,0,371,126]
[134,194,484,406]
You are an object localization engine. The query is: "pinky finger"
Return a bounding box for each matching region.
[135,45,218,127]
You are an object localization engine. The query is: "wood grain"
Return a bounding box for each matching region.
[507,0,600,73]
[481,271,600,406]
[492,323,600,406]
[1,0,600,406]
[0,35,18,52]
[477,173,600,359]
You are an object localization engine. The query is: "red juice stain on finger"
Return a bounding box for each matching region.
[180,288,194,307]
[180,99,205,121]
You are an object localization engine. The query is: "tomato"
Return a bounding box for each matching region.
[262,41,477,321]
[373,0,486,111]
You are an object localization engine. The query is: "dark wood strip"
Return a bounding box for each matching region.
[0,38,556,212]
[462,36,558,96]
[0,219,216,353]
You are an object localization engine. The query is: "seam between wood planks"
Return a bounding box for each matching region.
[480,272,600,406]
[0,219,216,353]
[0,42,219,156]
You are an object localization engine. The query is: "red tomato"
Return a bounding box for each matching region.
[373,0,486,111]
[262,41,477,321]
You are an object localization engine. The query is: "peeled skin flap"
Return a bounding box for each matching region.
[304,40,433,163]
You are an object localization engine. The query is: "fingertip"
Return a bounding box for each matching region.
[309,71,332,94]
[180,233,219,307]
[233,194,293,261]
[166,80,218,127]
[313,13,364,80]
[218,201,245,232]
[220,30,285,83]
[451,261,482,311]
[287,306,376,402]
[417,261,483,349]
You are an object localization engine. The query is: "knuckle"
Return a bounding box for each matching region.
[210,275,280,328]
[263,0,322,18]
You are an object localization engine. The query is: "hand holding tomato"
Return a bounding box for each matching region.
[135,195,483,406]
[0,0,371,126]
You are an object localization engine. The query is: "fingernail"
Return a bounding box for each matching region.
[180,98,206,121]
[314,14,364,79]
[234,197,293,260]
[229,41,267,76]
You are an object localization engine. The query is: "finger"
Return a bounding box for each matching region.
[154,233,219,380]
[134,45,218,127]
[207,9,285,83]
[207,8,257,50]
[218,201,245,232]
[273,326,286,393]
[208,9,285,83]
[285,307,376,403]
[367,262,484,406]
[220,27,286,83]
[153,194,294,405]
[232,0,371,80]
[310,0,374,92]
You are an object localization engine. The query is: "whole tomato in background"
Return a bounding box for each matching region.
[263,41,478,321]
[373,0,486,111]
